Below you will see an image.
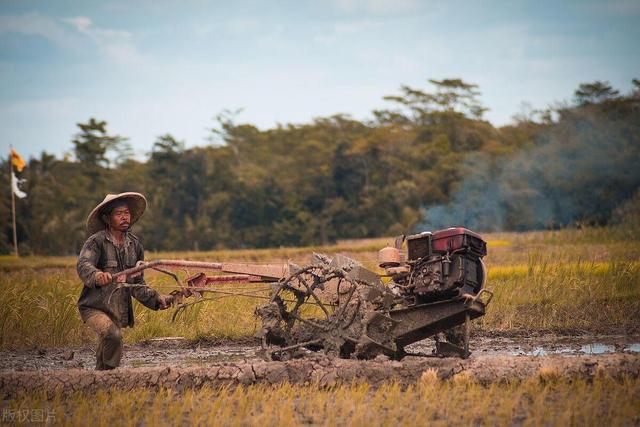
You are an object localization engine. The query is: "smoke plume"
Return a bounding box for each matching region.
[421,104,640,231]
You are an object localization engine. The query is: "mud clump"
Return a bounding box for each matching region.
[1,354,638,398]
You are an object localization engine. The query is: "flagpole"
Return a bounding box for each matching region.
[9,148,18,257]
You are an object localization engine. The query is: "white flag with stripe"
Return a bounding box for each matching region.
[11,171,26,198]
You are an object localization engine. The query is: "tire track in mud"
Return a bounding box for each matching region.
[1,354,639,398]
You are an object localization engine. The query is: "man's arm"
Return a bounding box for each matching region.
[129,242,165,310]
[77,238,101,288]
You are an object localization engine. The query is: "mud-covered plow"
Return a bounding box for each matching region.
[113,227,492,360]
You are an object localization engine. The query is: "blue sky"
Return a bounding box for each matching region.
[1,0,639,160]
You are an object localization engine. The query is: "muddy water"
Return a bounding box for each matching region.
[406,334,640,358]
[0,339,260,372]
[1,334,638,372]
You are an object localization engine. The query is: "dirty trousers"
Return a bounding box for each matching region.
[84,309,123,370]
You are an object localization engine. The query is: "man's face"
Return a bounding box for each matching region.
[107,204,131,232]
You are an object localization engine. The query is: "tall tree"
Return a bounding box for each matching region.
[72,118,129,167]
[574,81,620,105]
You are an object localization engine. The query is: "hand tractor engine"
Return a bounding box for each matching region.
[380,227,487,304]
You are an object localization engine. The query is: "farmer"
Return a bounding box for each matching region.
[76,192,172,370]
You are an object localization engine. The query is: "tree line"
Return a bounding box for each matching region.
[2,78,639,255]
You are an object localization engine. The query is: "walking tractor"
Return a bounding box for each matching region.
[113,227,492,360]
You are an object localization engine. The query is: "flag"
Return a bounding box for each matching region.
[11,171,26,198]
[10,148,26,172]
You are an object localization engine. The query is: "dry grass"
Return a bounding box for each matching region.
[0,227,639,350]
[0,270,91,349]
[3,375,639,426]
[479,259,640,332]
[0,269,267,349]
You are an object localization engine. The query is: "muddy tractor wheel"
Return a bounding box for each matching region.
[256,265,369,361]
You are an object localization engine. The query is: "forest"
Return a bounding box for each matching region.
[2,78,639,255]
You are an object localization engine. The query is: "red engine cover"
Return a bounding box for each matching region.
[431,227,487,256]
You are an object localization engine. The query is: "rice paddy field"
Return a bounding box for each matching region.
[1,227,639,425]
[5,375,640,426]
[1,227,638,349]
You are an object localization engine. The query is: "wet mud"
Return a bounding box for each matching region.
[2,333,638,372]
[406,333,640,357]
[1,334,639,397]
[1,353,639,398]
[0,338,261,372]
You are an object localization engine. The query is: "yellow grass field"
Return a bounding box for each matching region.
[5,374,639,425]
[0,227,639,350]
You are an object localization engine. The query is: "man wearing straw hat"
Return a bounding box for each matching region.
[77,192,173,370]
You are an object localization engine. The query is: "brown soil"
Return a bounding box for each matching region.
[1,353,638,398]
[2,333,638,372]
[1,333,640,398]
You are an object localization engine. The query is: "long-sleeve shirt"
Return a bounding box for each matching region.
[77,229,160,327]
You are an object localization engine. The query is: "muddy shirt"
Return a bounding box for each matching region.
[77,229,160,327]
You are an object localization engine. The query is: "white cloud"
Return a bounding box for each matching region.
[0,12,81,51]
[0,12,144,66]
[63,15,143,66]
[71,18,131,40]
[64,16,92,32]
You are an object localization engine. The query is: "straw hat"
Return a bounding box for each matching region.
[86,192,147,235]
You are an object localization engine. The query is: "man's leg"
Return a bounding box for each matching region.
[85,310,123,370]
